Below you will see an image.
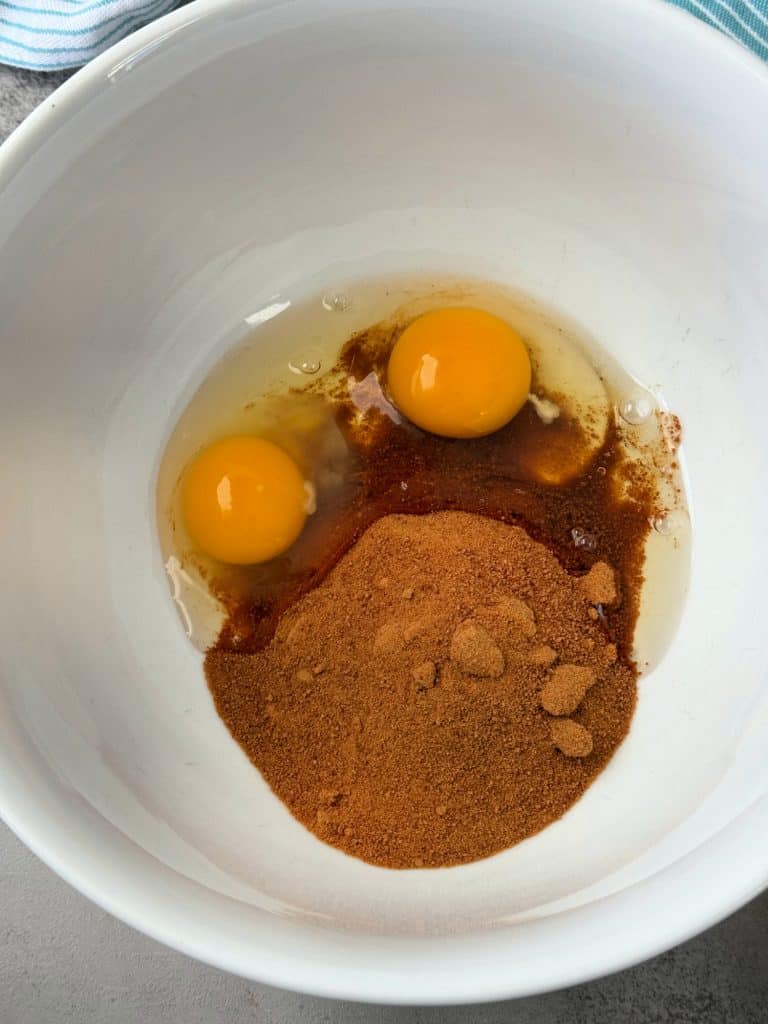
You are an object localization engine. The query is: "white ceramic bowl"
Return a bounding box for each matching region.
[2,0,768,1005]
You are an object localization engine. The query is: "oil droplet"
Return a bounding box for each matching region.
[571,527,597,551]
[618,394,654,426]
[322,292,351,312]
[651,513,676,536]
[288,355,322,375]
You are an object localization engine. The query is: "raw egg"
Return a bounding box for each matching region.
[387,307,531,438]
[181,435,308,565]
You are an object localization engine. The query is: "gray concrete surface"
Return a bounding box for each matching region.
[2,66,768,1023]
[2,822,768,1023]
[0,65,71,140]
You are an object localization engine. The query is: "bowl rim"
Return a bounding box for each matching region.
[1,0,767,1005]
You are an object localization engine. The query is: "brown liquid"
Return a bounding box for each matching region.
[210,315,665,663]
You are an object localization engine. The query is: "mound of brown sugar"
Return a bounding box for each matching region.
[206,511,636,869]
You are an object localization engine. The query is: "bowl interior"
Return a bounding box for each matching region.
[1,0,767,1002]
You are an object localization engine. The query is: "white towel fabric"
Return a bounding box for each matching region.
[1,0,767,73]
[0,0,178,71]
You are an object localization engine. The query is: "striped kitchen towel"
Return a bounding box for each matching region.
[0,0,767,72]
[0,0,179,70]
[671,0,768,57]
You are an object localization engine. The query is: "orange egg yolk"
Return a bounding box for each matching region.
[181,436,308,565]
[387,307,532,438]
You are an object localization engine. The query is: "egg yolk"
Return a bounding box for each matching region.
[387,307,531,438]
[181,436,308,565]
